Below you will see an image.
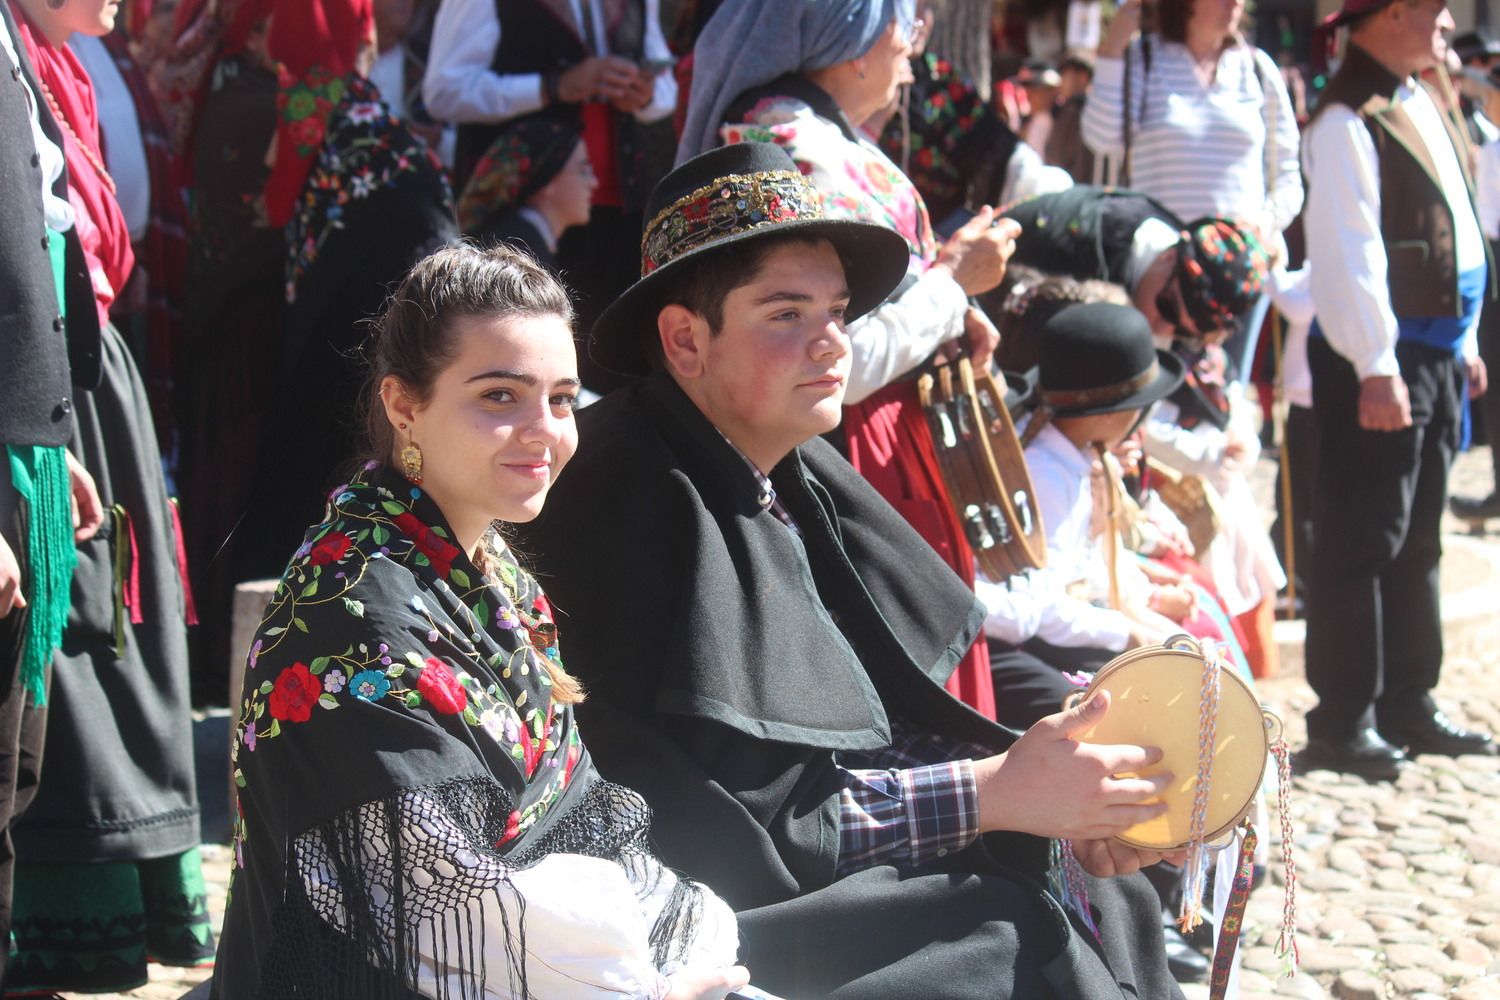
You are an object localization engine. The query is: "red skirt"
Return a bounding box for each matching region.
[844,381,996,720]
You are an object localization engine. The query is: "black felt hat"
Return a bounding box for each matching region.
[1037,303,1185,417]
[589,142,912,376]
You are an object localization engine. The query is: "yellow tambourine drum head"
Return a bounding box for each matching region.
[1071,643,1273,851]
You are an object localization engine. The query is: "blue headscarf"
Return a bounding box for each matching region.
[676,0,915,164]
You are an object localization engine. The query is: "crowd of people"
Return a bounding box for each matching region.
[2,0,1498,995]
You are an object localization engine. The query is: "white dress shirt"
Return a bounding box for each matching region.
[424,0,676,126]
[1477,137,1500,241]
[1269,264,1315,409]
[1015,421,1144,651]
[1,12,73,231]
[1303,79,1485,379]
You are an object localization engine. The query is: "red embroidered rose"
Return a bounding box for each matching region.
[496,809,522,847]
[563,741,582,786]
[393,512,461,578]
[268,663,320,722]
[417,657,468,715]
[309,531,352,566]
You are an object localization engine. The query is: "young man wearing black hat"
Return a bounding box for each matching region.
[1300,0,1495,778]
[520,142,1188,999]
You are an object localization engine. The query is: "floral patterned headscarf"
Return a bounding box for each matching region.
[262,0,373,227]
[457,117,582,234]
[1176,218,1268,338]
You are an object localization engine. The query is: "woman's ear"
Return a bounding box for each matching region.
[657,304,708,380]
[379,376,420,438]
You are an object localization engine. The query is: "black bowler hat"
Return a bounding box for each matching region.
[589,142,911,376]
[1453,30,1500,64]
[1036,303,1184,417]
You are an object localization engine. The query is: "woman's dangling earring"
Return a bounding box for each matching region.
[856,61,867,80]
[398,422,423,484]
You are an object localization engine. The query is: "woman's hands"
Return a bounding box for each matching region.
[1099,0,1142,59]
[0,533,23,618]
[665,965,752,1000]
[932,207,1021,296]
[1072,837,1187,877]
[65,448,103,542]
[972,691,1173,842]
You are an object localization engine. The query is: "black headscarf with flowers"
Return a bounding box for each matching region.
[213,464,697,999]
[457,116,581,235]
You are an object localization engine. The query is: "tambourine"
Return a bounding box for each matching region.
[1064,636,1281,851]
[916,358,1047,582]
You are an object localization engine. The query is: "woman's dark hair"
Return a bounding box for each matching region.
[361,242,574,464]
[989,267,1130,373]
[1155,0,1192,44]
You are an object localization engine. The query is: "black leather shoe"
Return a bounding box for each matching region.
[1451,492,1500,521]
[1164,922,1210,983]
[1382,711,1497,757]
[1295,729,1410,780]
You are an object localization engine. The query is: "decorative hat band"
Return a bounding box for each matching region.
[1041,362,1160,411]
[640,170,823,276]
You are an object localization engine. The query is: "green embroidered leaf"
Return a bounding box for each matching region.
[412,552,431,567]
[515,690,527,707]
[372,525,390,545]
[354,528,369,542]
[381,500,406,516]
[450,567,471,589]
[386,664,406,677]
[531,714,545,738]
[474,598,489,623]
[264,626,287,636]
[343,598,365,617]
[301,580,319,598]
[266,719,281,739]
[234,769,246,788]
[511,745,525,760]
[259,680,274,694]
[292,617,309,633]
[405,692,422,708]
[406,651,424,667]
[462,707,480,726]
[318,694,339,710]
[431,525,449,538]
[309,656,330,675]
[254,702,265,719]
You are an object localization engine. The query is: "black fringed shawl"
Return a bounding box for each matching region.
[212,465,693,999]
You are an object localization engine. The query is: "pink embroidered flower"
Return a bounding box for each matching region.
[417,657,467,715]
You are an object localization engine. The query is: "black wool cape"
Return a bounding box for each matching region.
[519,372,1184,1000]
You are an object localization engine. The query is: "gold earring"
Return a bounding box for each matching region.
[398,423,423,484]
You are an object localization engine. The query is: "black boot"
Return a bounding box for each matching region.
[1451,492,1500,521]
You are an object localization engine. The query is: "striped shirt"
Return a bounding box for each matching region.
[1082,36,1303,235]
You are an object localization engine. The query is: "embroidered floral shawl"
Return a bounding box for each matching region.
[284,73,453,302]
[216,465,689,998]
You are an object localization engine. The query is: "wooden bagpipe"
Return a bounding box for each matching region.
[1064,635,1300,997]
[915,359,1047,581]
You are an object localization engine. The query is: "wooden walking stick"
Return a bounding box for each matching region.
[1094,442,1123,611]
[1272,310,1297,611]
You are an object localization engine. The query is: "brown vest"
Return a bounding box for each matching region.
[1312,43,1490,318]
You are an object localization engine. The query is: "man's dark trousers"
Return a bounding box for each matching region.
[1304,335,1464,739]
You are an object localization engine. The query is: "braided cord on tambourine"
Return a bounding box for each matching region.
[1270,737,1301,976]
[1178,640,1222,934]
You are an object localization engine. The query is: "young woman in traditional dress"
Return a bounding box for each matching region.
[213,242,748,1000]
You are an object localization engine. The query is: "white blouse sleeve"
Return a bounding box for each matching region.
[842,267,969,404]
[1254,48,1304,234]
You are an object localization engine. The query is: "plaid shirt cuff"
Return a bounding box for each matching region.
[836,758,979,876]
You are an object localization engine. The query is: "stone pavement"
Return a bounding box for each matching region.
[66,446,1500,1000]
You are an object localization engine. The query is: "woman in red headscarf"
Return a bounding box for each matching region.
[5,0,214,991]
[228,0,459,588]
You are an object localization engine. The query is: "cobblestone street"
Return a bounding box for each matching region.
[71,446,1500,1000]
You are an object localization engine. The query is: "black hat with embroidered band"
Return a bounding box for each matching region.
[1036,302,1185,418]
[589,142,912,377]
